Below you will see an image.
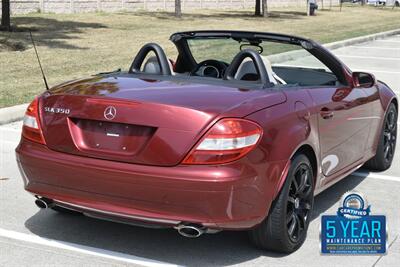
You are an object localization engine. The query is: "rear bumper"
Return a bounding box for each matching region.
[16,139,287,230]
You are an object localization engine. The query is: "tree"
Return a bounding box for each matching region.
[255,0,261,16]
[175,0,181,18]
[1,0,11,31]
[255,0,268,17]
[262,0,268,17]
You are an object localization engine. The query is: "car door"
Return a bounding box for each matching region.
[307,85,371,179]
[269,39,380,181]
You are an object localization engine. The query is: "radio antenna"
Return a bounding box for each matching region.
[29,31,49,90]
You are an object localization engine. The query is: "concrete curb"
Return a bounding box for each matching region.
[270,28,400,64]
[0,104,28,125]
[0,28,399,125]
[323,28,400,50]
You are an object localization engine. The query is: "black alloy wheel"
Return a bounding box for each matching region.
[286,163,313,242]
[249,153,314,253]
[383,108,397,163]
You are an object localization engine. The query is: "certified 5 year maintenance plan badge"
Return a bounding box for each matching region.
[320,191,387,254]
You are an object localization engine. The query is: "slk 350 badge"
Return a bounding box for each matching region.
[44,107,71,114]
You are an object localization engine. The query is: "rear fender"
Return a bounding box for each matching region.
[245,92,320,201]
[273,141,319,200]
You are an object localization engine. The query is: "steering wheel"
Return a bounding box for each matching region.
[223,49,270,86]
[190,59,228,78]
[129,43,172,75]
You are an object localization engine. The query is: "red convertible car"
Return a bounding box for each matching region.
[16,31,397,253]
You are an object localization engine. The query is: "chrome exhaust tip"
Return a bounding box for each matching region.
[35,197,54,209]
[175,224,205,238]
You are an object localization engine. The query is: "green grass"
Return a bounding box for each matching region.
[1,5,400,107]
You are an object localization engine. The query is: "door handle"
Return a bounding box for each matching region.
[320,108,334,119]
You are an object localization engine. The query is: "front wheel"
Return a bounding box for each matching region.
[249,154,314,253]
[364,103,397,171]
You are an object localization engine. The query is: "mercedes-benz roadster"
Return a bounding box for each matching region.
[16,31,397,253]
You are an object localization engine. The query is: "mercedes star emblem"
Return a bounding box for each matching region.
[104,106,117,120]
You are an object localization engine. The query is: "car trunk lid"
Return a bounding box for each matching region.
[39,75,286,166]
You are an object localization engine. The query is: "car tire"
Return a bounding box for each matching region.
[248,153,314,253]
[51,205,82,215]
[364,103,397,171]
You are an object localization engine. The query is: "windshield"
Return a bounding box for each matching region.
[187,37,297,63]
[186,37,333,74]
[187,38,244,63]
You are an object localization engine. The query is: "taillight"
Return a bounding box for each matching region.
[183,118,262,164]
[22,97,46,145]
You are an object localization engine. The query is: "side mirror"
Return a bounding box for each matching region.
[352,72,376,88]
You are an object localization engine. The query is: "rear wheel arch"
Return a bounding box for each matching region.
[274,143,318,200]
[293,144,318,187]
[250,152,315,252]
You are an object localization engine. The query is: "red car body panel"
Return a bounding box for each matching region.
[17,138,287,229]
[38,77,286,166]
[15,31,398,231]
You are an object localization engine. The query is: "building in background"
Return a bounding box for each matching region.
[1,0,340,15]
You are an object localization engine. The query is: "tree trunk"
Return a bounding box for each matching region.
[255,0,261,16]
[1,0,11,31]
[175,0,182,18]
[262,0,268,17]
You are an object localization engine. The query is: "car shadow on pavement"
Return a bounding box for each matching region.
[25,212,281,266]
[24,172,368,266]
[311,170,369,221]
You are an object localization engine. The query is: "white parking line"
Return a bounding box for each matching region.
[376,40,400,43]
[335,55,400,60]
[0,127,20,133]
[349,46,400,50]
[352,172,400,182]
[0,228,179,267]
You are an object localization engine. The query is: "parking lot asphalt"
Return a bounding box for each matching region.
[0,35,399,267]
